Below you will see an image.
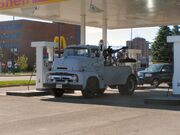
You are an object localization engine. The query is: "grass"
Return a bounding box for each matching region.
[0,80,36,87]
[14,72,35,75]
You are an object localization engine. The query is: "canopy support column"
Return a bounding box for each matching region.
[167,36,180,95]
[102,0,107,48]
[81,0,86,45]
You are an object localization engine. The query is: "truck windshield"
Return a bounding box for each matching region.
[145,64,163,72]
[64,48,89,57]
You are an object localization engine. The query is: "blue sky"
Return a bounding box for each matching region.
[0,14,159,46]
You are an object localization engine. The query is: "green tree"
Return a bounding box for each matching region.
[172,25,180,35]
[151,26,173,63]
[16,55,28,71]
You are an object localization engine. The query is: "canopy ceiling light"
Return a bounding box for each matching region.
[88,0,103,13]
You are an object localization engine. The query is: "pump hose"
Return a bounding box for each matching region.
[27,66,36,91]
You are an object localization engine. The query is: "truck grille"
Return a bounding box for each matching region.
[53,76,73,83]
[48,72,78,83]
[49,72,73,76]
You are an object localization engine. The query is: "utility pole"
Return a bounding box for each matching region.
[131,28,133,41]
[12,16,15,74]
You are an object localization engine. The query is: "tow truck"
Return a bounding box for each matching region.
[44,45,137,98]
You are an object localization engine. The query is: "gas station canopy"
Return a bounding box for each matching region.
[0,0,180,29]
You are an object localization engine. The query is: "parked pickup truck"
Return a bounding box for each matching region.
[44,45,137,98]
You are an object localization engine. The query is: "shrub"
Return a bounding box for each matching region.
[16,55,28,71]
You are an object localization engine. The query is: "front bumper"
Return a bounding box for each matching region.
[137,77,153,85]
[43,83,83,90]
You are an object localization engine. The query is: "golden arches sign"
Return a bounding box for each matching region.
[0,0,66,10]
[54,36,67,49]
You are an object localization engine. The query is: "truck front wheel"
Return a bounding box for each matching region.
[51,89,64,98]
[82,77,99,98]
[118,75,136,95]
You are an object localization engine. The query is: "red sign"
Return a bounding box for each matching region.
[0,0,66,10]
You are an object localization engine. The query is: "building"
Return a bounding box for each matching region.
[0,20,80,70]
[126,37,149,67]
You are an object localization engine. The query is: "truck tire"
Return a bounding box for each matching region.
[96,89,105,95]
[82,77,99,98]
[51,89,64,98]
[118,75,136,95]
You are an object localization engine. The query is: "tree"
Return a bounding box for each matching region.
[172,25,180,35]
[16,55,28,71]
[151,26,173,63]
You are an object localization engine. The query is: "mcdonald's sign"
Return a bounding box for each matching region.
[54,36,67,49]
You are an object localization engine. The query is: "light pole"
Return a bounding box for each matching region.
[10,47,18,73]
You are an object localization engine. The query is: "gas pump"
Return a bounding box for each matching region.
[31,41,58,90]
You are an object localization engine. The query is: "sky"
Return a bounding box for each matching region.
[86,26,159,46]
[0,14,159,46]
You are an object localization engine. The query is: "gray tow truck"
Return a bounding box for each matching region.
[44,45,137,98]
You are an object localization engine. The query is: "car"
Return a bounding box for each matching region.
[137,63,173,88]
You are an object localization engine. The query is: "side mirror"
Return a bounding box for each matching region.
[161,69,167,72]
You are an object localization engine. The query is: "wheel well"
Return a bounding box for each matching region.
[152,78,160,83]
[87,76,99,82]
[86,76,99,86]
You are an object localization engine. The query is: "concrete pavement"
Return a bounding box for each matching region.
[0,76,36,81]
[0,86,180,135]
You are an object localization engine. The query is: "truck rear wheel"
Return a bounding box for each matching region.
[96,89,105,95]
[51,89,64,98]
[82,77,99,98]
[118,75,136,95]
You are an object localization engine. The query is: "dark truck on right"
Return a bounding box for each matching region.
[137,63,173,88]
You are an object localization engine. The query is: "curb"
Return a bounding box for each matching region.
[0,84,35,88]
[144,97,180,106]
[6,90,50,97]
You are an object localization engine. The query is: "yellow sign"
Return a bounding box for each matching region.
[60,36,67,49]
[0,0,66,10]
[54,36,59,43]
[54,36,67,49]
